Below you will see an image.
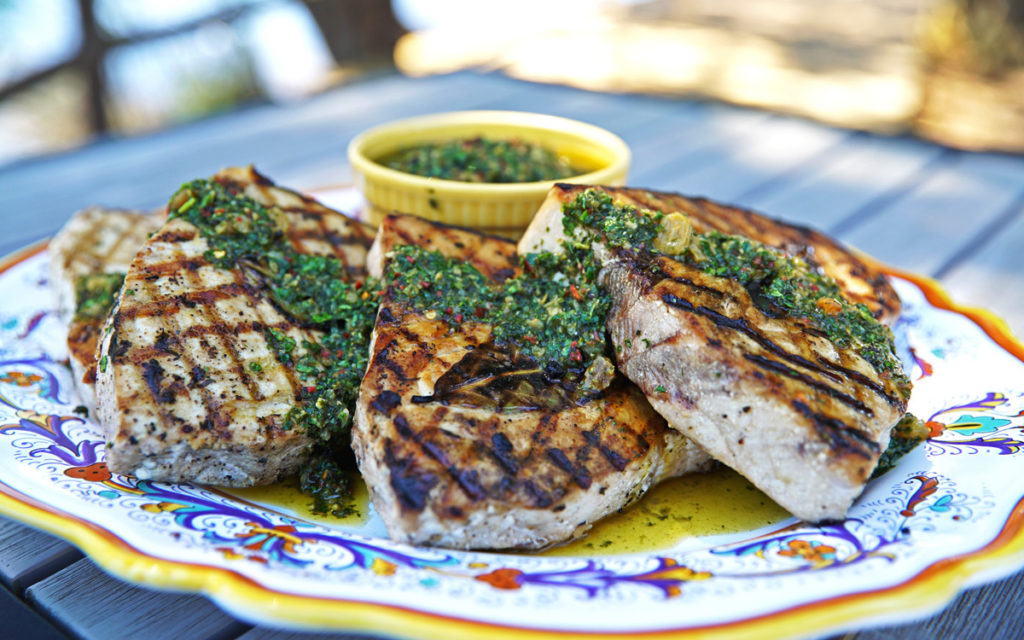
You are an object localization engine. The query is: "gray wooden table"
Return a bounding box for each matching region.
[1,71,1022,640]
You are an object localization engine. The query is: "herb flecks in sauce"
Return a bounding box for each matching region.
[74,272,125,321]
[383,137,579,183]
[168,178,378,515]
[560,189,908,393]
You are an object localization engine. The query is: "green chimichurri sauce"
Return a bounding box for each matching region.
[385,241,612,397]
[560,189,910,396]
[872,413,927,477]
[168,178,379,517]
[74,272,125,321]
[382,137,580,183]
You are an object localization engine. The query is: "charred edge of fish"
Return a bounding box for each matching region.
[744,353,874,416]
[791,400,880,458]
[383,440,439,512]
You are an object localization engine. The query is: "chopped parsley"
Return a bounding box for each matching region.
[168,178,379,516]
[382,136,580,183]
[385,241,611,393]
[73,272,125,321]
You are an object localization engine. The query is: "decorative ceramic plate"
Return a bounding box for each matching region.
[2,188,1024,639]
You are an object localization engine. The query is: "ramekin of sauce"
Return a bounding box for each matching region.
[348,111,630,236]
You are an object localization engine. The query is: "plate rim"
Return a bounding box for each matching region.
[2,239,1024,639]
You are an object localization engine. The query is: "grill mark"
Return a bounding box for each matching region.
[175,241,230,433]
[661,292,852,386]
[122,264,180,430]
[384,439,438,511]
[392,413,486,502]
[791,400,879,458]
[547,447,592,489]
[655,268,902,407]
[149,228,198,245]
[178,320,292,340]
[744,353,874,416]
[371,389,402,414]
[488,432,519,475]
[522,480,553,508]
[118,282,251,319]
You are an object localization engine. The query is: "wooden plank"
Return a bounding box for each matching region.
[735,133,947,231]
[845,571,1024,640]
[237,627,373,640]
[647,115,853,203]
[0,582,68,640]
[25,559,249,640]
[935,192,1024,337]
[834,151,1024,277]
[0,516,82,595]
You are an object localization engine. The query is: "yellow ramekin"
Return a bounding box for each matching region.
[347,111,631,235]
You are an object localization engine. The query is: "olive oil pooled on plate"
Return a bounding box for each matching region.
[226,466,789,554]
[541,466,791,557]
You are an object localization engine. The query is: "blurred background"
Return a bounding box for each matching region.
[1,0,1022,168]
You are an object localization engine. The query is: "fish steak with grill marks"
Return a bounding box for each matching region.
[352,214,711,550]
[95,166,374,486]
[520,185,910,522]
[49,207,165,409]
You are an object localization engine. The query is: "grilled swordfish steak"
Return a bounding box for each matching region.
[520,186,911,523]
[49,207,165,408]
[95,166,374,486]
[352,214,711,550]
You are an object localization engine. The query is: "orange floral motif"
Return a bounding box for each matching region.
[239,523,305,554]
[0,371,43,386]
[64,462,112,482]
[926,421,946,438]
[778,539,836,564]
[475,568,524,590]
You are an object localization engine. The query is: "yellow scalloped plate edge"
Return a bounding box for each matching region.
[2,240,1024,639]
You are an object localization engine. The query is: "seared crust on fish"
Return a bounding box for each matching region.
[49,207,165,407]
[519,185,908,522]
[95,166,373,486]
[521,184,900,323]
[353,214,710,550]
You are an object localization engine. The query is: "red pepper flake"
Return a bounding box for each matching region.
[568,284,583,301]
[570,350,582,362]
[445,306,453,314]
[406,255,416,264]
[420,280,430,288]
[306,386,316,393]
[474,306,486,318]
[354,280,363,289]
[335,350,343,357]
[320,349,330,359]
[454,313,463,323]
[524,335,538,344]
[236,215,243,222]
[342,332,351,339]
[377,289,386,296]
[571,340,578,349]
